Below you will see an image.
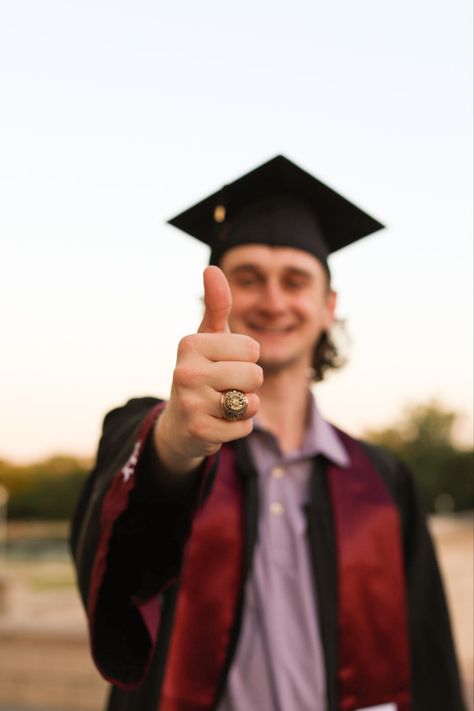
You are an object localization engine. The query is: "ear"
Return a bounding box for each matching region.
[323,289,337,330]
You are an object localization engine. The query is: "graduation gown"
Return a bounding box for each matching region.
[70,397,466,711]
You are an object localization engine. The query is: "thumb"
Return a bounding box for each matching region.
[198,266,232,333]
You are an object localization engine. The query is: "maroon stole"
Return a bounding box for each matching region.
[327,431,412,711]
[158,437,412,711]
[159,444,244,711]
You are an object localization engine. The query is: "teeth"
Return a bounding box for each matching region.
[251,326,292,333]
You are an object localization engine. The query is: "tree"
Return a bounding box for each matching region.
[0,456,90,520]
[365,401,473,513]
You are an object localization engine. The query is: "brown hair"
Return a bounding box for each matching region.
[311,315,348,382]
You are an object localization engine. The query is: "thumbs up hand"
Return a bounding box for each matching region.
[154,266,262,474]
[198,265,232,334]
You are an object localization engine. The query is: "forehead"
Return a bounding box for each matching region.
[219,243,324,276]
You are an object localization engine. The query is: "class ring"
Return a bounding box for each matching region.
[220,390,249,421]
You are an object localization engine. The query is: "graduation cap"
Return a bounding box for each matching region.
[167,155,384,272]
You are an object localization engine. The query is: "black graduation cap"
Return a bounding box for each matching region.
[167,155,384,270]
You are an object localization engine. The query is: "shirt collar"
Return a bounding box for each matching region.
[253,391,350,468]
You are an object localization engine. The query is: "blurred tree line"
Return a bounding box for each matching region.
[0,456,90,520]
[0,402,472,520]
[365,401,473,513]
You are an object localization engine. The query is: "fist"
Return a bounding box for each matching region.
[154,266,263,473]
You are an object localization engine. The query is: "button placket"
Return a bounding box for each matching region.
[268,463,285,519]
[267,460,294,568]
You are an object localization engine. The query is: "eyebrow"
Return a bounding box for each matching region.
[227,264,262,275]
[228,264,314,279]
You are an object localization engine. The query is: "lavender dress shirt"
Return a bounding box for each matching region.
[218,395,349,711]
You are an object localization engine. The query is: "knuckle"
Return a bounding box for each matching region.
[249,393,260,414]
[238,419,254,437]
[187,419,206,441]
[223,418,253,441]
[252,364,264,388]
[179,393,198,416]
[188,419,216,445]
[173,364,202,389]
[244,336,260,362]
[177,334,196,356]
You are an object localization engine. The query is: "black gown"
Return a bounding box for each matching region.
[70,397,466,711]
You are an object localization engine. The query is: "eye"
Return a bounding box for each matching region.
[231,270,263,288]
[236,276,258,287]
[283,275,309,290]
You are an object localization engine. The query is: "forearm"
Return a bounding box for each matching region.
[71,398,212,687]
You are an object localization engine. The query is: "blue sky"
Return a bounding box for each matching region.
[0,0,472,461]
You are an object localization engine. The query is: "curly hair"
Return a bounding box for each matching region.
[311,319,348,382]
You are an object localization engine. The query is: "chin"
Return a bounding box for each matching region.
[258,353,307,374]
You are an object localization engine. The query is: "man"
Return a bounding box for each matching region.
[71,156,465,711]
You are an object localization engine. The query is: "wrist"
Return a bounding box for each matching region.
[154,409,204,475]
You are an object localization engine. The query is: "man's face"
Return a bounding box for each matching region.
[219,244,337,374]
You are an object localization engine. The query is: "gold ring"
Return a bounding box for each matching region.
[220,390,249,421]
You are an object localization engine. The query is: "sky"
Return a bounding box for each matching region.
[0,0,472,462]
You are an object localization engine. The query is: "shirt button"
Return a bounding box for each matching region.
[272,466,285,479]
[270,501,285,516]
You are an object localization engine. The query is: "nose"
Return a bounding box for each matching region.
[259,281,287,314]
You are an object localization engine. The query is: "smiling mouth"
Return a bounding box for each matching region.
[247,323,296,334]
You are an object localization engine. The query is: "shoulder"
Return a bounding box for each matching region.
[103,396,163,425]
[333,426,410,487]
[100,396,163,438]
[337,430,429,551]
[334,427,421,517]
[359,439,412,491]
